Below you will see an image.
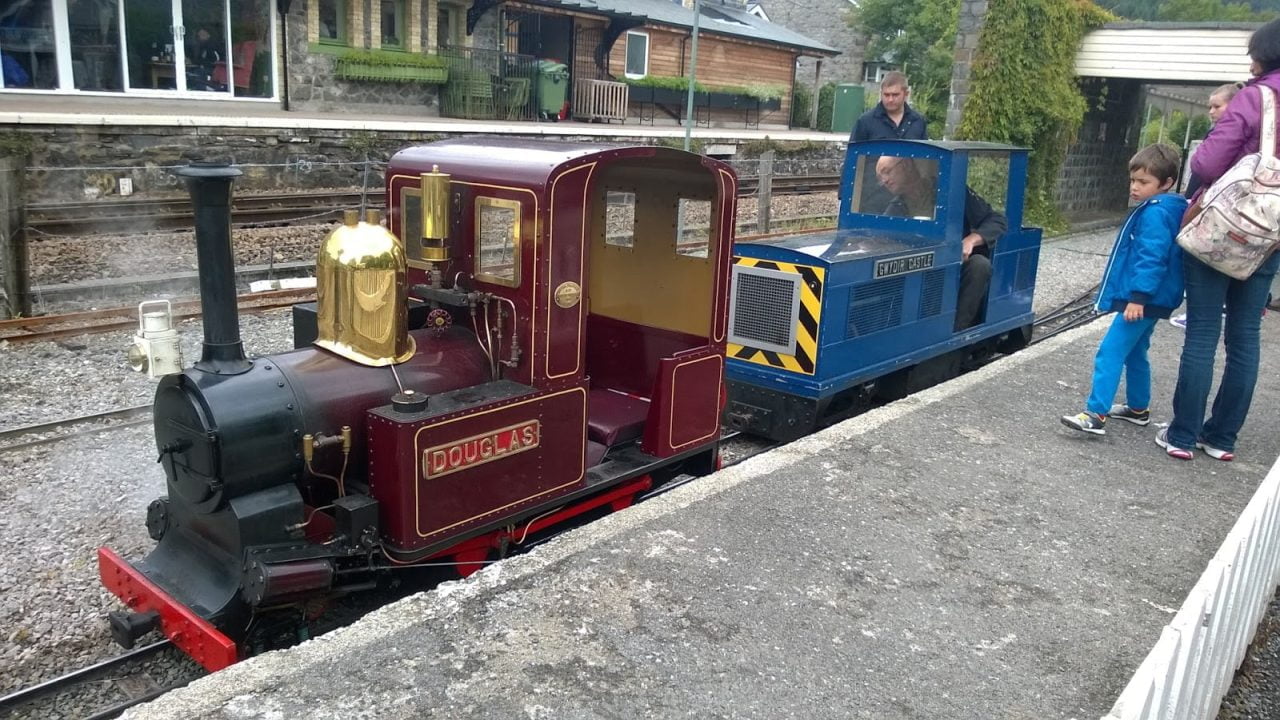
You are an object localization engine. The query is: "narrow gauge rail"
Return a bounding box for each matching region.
[26,175,839,236]
[0,288,315,345]
[0,640,181,720]
[0,403,153,454]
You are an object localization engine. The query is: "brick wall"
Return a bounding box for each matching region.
[1054,78,1144,217]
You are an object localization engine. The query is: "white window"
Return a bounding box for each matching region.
[624,31,648,78]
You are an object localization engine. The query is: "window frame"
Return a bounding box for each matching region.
[380,0,406,50]
[624,30,649,79]
[604,190,637,249]
[318,0,348,45]
[437,2,465,50]
[400,185,430,270]
[474,197,523,288]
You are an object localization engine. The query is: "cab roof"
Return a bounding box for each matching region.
[389,137,717,192]
[849,139,1030,154]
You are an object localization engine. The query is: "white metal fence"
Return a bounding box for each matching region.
[1103,458,1280,720]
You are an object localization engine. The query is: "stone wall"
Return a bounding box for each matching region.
[1054,78,1144,217]
[3,124,846,204]
[759,0,866,86]
[285,2,441,115]
[945,0,988,139]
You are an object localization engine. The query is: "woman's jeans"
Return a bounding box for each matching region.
[1168,252,1280,451]
[1087,314,1157,416]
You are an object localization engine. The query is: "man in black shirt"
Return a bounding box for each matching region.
[875,156,1006,331]
[851,71,928,142]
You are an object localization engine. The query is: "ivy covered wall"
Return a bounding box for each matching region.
[955,0,1113,230]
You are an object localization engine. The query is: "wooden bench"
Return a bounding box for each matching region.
[573,79,629,123]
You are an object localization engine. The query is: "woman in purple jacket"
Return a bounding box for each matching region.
[1159,18,1280,461]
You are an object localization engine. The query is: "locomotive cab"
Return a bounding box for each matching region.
[374,140,734,559]
[725,141,1042,441]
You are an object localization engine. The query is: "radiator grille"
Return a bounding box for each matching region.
[729,268,800,354]
[846,276,905,338]
[919,269,946,319]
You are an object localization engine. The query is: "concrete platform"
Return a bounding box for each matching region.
[122,309,1280,719]
[0,94,846,143]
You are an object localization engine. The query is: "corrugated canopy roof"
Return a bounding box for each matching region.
[528,0,839,56]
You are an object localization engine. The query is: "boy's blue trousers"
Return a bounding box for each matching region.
[1087,314,1158,416]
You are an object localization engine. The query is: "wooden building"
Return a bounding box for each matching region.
[0,0,835,129]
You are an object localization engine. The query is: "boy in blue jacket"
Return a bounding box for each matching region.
[1061,144,1189,434]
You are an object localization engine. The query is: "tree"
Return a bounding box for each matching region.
[1157,0,1268,20]
[1098,0,1161,18]
[849,0,960,137]
[1100,0,1275,19]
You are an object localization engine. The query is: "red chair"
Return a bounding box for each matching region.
[212,41,256,91]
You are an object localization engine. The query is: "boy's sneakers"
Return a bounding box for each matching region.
[1196,441,1235,462]
[1169,314,1187,329]
[1155,428,1194,460]
[1108,404,1151,426]
[1061,411,1106,435]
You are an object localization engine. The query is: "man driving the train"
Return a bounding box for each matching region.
[874,155,1007,331]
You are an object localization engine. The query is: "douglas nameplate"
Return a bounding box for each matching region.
[422,420,541,479]
[875,252,935,279]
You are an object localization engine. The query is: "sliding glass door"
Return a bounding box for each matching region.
[0,0,59,90]
[67,0,125,91]
[1,0,272,97]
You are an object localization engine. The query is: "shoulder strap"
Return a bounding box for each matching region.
[1261,86,1276,159]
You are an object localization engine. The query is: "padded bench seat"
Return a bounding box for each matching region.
[587,388,649,446]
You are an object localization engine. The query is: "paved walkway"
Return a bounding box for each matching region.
[121,296,1280,719]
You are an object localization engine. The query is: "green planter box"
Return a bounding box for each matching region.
[336,60,448,85]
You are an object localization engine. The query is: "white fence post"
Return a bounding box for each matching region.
[1102,458,1280,720]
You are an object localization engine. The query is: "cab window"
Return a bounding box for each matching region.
[965,152,1011,218]
[851,155,941,221]
[606,191,637,248]
[475,197,521,287]
[400,186,426,268]
[676,197,711,259]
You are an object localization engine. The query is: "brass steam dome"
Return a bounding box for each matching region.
[315,209,416,366]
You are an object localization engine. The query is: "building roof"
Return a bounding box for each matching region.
[1100,21,1265,31]
[530,0,840,56]
[1077,24,1255,82]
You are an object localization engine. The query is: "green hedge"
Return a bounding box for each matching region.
[623,75,786,101]
[955,0,1113,230]
[336,49,447,68]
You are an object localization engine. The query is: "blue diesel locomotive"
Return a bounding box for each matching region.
[724,140,1042,441]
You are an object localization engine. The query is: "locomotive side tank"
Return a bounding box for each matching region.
[724,141,1041,441]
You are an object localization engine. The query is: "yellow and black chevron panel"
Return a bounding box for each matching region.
[727,256,825,375]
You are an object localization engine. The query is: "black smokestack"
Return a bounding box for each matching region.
[176,163,251,375]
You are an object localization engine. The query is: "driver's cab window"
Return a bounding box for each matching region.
[676,198,711,259]
[475,197,521,287]
[852,155,941,221]
[965,152,1011,219]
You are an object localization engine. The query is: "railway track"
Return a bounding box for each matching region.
[0,404,153,454]
[0,640,191,720]
[0,287,314,345]
[25,176,840,236]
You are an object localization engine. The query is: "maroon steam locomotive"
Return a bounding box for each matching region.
[98,139,734,671]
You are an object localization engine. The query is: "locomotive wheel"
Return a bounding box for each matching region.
[453,548,492,578]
